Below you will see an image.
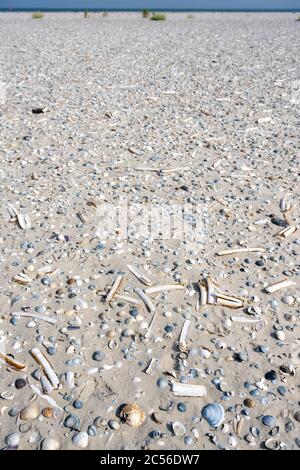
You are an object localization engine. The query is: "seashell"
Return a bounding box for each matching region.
[120,403,146,428]
[20,403,40,421]
[5,433,20,447]
[171,421,186,436]
[41,437,61,450]
[228,435,237,448]
[233,415,244,435]
[72,432,89,449]
[279,197,291,213]
[199,348,211,359]
[201,403,225,428]
[13,273,33,285]
[264,438,281,450]
[64,413,80,429]
[42,407,54,418]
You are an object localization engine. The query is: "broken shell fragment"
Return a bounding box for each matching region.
[127,264,152,286]
[13,273,33,285]
[30,348,60,389]
[172,383,207,397]
[201,403,225,428]
[171,421,186,436]
[264,279,295,294]
[120,403,146,428]
[0,352,27,371]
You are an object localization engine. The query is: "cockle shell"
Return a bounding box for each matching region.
[5,433,20,447]
[41,438,61,450]
[120,403,146,428]
[72,432,89,449]
[20,403,40,421]
[201,403,225,428]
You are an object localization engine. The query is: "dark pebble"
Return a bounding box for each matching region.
[265,370,277,381]
[177,402,187,412]
[15,378,26,390]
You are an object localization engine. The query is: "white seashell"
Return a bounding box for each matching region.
[41,437,61,450]
[228,435,237,448]
[172,382,207,397]
[264,279,295,294]
[20,403,40,421]
[72,432,89,449]
[275,331,285,341]
[171,421,186,436]
[199,348,211,359]
[5,433,20,447]
[13,273,33,285]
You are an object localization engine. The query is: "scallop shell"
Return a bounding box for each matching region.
[120,403,146,428]
[5,433,20,447]
[201,403,225,428]
[20,403,40,421]
[171,421,186,436]
[72,432,89,449]
[41,438,61,450]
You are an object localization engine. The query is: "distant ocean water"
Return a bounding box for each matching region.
[0,8,299,12]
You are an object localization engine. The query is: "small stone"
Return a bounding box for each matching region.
[243,398,255,408]
[92,350,105,362]
[157,378,168,389]
[265,370,277,381]
[177,402,187,413]
[15,378,26,389]
[293,411,300,422]
[73,400,83,409]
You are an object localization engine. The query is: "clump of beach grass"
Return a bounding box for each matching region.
[150,13,166,21]
[32,12,44,19]
[102,12,108,18]
[84,10,89,19]
[142,9,150,18]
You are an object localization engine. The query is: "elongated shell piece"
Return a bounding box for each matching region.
[172,382,207,397]
[264,279,295,293]
[134,288,155,313]
[0,352,27,371]
[30,348,60,389]
[144,284,184,295]
[127,264,152,286]
[216,247,265,256]
[106,274,124,302]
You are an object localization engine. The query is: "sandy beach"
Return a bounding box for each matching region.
[0,12,299,450]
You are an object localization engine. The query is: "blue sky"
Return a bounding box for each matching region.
[1,1,299,10]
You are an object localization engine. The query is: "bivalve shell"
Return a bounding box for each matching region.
[201,403,225,428]
[5,433,20,447]
[20,403,40,421]
[41,438,61,450]
[72,432,89,449]
[120,403,146,428]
